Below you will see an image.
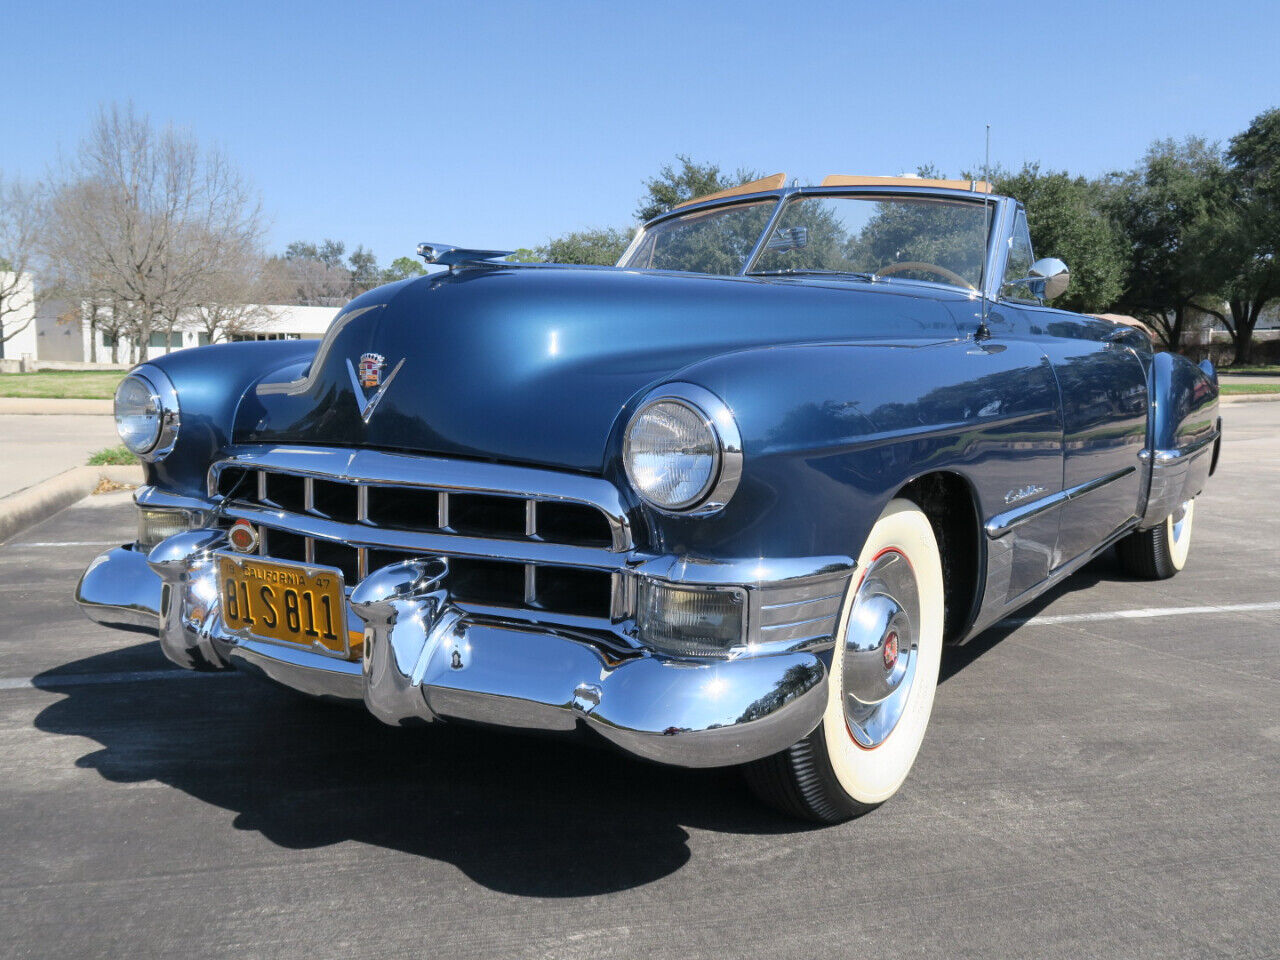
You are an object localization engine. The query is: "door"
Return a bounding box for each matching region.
[1040,324,1148,565]
[996,207,1147,569]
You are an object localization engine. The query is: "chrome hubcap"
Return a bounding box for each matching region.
[842,550,920,748]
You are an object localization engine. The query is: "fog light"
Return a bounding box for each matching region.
[636,579,745,657]
[138,508,199,549]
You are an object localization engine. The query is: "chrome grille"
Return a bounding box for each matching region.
[208,447,632,628]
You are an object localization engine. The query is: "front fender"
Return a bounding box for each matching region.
[137,340,320,497]
[623,338,1064,565]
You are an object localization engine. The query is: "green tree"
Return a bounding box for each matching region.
[542,227,633,265]
[509,228,633,266]
[992,163,1127,313]
[1217,108,1280,364]
[1106,137,1236,350]
[347,244,380,295]
[285,239,346,268]
[381,255,427,283]
[635,155,755,222]
[517,157,759,267]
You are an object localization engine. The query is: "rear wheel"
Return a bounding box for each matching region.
[744,499,945,823]
[1117,498,1195,580]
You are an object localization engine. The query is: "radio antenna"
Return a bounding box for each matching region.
[976,123,993,335]
[984,123,991,186]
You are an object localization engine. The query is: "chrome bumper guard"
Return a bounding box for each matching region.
[75,532,834,768]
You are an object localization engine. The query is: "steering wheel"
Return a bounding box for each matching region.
[876,260,976,291]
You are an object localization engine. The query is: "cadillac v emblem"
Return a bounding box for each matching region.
[345,352,405,423]
[358,352,385,388]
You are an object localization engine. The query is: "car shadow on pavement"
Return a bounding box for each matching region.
[32,641,813,898]
[940,547,1125,684]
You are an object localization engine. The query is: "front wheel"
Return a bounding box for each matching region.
[1117,498,1195,580]
[744,498,945,823]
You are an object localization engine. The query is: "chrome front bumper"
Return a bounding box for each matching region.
[76,534,835,768]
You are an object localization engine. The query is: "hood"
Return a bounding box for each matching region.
[236,265,965,473]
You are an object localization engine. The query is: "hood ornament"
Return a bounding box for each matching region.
[416,241,514,268]
[346,352,405,423]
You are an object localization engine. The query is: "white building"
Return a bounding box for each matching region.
[0,272,38,361]
[31,302,339,363]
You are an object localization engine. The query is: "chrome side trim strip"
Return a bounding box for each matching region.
[985,467,1136,539]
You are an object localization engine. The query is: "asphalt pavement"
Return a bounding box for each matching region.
[0,404,1276,959]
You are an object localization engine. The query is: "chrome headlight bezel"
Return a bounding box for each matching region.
[622,383,742,516]
[114,366,180,461]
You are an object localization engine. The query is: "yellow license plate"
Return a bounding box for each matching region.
[218,555,349,657]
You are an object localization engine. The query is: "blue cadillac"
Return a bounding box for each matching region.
[77,175,1220,823]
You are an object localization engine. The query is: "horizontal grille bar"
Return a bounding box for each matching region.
[208,447,633,631]
[208,445,632,551]
[223,500,626,571]
[257,529,612,620]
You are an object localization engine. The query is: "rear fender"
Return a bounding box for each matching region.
[1140,352,1220,528]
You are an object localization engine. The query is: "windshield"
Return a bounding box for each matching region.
[620,193,992,291]
[618,200,776,275]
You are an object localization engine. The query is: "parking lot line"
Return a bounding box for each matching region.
[1003,600,1280,627]
[2,601,1275,695]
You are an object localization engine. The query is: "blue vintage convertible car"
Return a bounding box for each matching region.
[77,174,1220,822]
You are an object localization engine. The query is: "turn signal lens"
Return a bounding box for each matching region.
[138,508,198,549]
[636,579,745,657]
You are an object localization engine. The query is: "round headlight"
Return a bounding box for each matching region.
[623,385,742,515]
[114,368,179,460]
[115,376,162,453]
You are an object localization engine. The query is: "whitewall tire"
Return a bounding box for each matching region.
[744,498,945,823]
[1117,498,1195,580]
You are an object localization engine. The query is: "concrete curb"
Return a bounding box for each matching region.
[0,397,114,415]
[0,465,144,543]
[1220,393,1280,404]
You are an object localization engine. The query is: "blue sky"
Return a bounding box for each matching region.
[6,0,1279,265]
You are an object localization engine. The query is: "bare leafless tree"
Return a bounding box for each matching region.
[189,237,279,343]
[43,103,264,360]
[262,252,350,306]
[0,175,45,355]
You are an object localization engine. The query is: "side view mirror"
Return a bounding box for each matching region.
[1029,258,1070,301]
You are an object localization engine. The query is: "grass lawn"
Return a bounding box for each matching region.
[1220,382,1280,395]
[1219,364,1280,375]
[87,445,137,465]
[0,370,125,399]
